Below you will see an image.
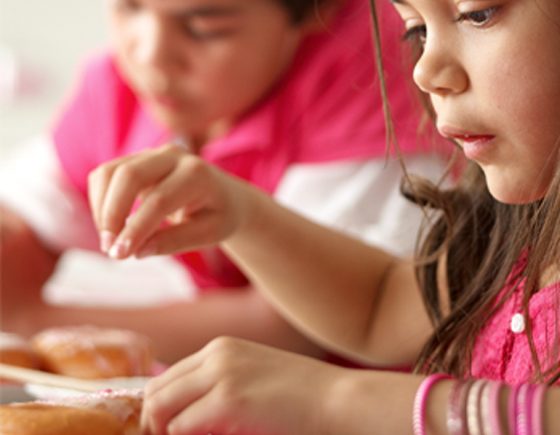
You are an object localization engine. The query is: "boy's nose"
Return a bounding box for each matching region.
[412,38,468,97]
[132,15,179,72]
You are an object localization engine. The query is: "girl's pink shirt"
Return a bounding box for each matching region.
[52,0,438,290]
[471,259,560,385]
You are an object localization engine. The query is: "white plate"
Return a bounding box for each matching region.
[24,376,150,401]
[0,385,35,404]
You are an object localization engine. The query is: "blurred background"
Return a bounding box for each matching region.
[0,0,107,155]
[0,1,193,306]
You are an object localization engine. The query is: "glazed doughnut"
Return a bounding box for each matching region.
[0,389,142,435]
[0,332,40,370]
[31,326,154,379]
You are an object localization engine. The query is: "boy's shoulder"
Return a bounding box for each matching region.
[79,52,126,91]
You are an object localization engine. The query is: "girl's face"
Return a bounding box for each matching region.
[392,0,560,204]
[107,0,313,143]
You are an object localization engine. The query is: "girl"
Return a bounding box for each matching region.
[89,0,560,433]
[88,0,560,432]
[0,0,443,363]
[87,0,560,432]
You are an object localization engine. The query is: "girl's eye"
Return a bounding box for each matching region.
[402,25,427,46]
[456,6,499,27]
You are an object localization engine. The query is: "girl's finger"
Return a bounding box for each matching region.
[87,154,132,234]
[144,355,204,399]
[164,388,227,435]
[142,366,213,435]
[144,338,225,397]
[134,211,227,258]
[111,157,216,257]
[100,151,180,256]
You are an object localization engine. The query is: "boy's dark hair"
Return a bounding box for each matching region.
[277,0,329,24]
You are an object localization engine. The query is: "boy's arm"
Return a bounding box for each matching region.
[0,205,60,333]
[12,284,326,364]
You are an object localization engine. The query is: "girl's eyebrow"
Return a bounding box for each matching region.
[391,0,409,4]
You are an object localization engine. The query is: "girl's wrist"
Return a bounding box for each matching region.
[223,179,269,245]
[324,370,425,435]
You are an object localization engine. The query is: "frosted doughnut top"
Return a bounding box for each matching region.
[0,332,31,351]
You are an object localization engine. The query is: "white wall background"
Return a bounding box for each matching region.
[0,0,108,156]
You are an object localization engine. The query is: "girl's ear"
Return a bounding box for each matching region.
[299,0,343,34]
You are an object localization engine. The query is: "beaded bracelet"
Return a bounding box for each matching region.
[413,374,452,435]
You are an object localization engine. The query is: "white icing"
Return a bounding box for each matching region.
[32,326,151,375]
[39,389,143,423]
[0,332,31,351]
[33,326,147,348]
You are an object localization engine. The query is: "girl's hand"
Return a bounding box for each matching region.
[88,144,254,259]
[141,337,342,435]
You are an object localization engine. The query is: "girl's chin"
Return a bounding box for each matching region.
[483,166,551,205]
[487,184,546,205]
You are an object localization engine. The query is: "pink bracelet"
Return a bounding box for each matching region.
[531,384,546,435]
[508,384,522,435]
[466,379,486,435]
[487,381,504,435]
[516,383,531,435]
[413,374,452,435]
[447,380,468,435]
[480,381,494,435]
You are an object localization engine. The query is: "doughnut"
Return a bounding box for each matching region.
[0,389,142,435]
[31,326,154,379]
[0,332,40,370]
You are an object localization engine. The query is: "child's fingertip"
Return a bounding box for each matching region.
[135,241,157,259]
[100,230,116,253]
[108,237,132,259]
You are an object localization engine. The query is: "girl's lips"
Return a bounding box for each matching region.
[439,126,496,160]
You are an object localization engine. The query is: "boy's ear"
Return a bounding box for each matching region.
[299,0,343,34]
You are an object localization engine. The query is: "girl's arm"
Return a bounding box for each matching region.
[90,145,433,365]
[223,187,432,365]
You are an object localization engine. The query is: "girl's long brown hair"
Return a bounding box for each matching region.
[368,0,560,384]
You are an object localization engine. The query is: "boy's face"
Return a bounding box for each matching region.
[392,0,560,204]
[107,0,308,143]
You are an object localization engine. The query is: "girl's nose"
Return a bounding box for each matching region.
[412,37,468,97]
